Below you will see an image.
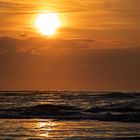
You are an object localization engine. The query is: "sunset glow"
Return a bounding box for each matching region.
[0,0,140,90]
[0,1,140,139]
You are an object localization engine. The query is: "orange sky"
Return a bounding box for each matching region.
[0,0,140,90]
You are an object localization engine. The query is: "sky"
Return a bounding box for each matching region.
[0,0,140,91]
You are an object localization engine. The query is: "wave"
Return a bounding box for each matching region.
[0,91,139,122]
[0,103,140,122]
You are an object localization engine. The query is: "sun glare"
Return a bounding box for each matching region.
[35,13,61,36]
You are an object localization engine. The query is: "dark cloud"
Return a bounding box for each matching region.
[19,33,28,38]
[0,36,20,53]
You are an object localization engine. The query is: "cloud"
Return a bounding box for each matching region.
[0,0,91,15]
[0,35,140,56]
[0,1,16,7]
[0,36,21,53]
[3,0,140,15]
[106,0,140,12]
[0,37,140,90]
[0,36,95,55]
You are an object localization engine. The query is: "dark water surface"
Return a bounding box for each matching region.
[0,91,140,139]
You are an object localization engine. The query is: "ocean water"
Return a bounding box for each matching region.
[0,91,140,140]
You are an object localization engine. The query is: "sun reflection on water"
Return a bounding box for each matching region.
[0,119,139,139]
[37,120,55,138]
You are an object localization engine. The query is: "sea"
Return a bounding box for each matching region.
[0,91,139,140]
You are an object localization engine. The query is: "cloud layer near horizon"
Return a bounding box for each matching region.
[0,36,140,90]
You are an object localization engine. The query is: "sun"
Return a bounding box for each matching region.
[35,13,61,36]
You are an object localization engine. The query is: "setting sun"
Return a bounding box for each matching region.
[35,13,61,36]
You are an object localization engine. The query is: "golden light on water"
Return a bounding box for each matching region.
[35,13,61,36]
[37,120,55,138]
